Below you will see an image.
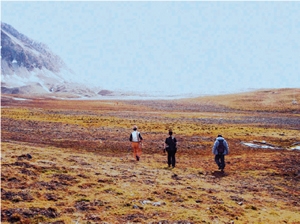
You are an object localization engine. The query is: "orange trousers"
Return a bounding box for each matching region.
[131,142,142,160]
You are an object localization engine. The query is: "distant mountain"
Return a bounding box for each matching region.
[1,22,96,97]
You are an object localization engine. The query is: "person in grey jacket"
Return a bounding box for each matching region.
[212,134,229,172]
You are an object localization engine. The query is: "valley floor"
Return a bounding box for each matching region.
[1,92,300,223]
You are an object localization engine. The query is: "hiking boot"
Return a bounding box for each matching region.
[136,156,140,161]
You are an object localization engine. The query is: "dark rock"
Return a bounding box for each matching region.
[17,154,32,160]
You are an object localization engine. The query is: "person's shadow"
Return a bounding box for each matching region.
[212,170,228,178]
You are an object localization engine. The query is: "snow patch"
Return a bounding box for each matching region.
[289,146,300,150]
[242,142,276,149]
[242,141,300,151]
[12,97,30,101]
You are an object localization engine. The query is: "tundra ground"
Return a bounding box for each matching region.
[1,88,300,224]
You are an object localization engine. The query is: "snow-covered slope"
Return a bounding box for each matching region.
[1,22,96,97]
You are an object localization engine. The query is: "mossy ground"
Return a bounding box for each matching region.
[1,88,300,223]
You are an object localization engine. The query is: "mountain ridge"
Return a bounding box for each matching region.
[1,22,98,97]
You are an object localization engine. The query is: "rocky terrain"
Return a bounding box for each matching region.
[1,89,300,223]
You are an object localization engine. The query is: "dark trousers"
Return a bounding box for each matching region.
[167,150,176,167]
[215,154,225,169]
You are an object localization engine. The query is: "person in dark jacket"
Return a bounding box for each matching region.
[129,125,143,161]
[164,129,177,168]
[212,134,229,172]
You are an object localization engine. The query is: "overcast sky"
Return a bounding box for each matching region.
[2,1,300,96]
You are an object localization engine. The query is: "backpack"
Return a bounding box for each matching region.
[217,139,225,154]
[166,137,177,152]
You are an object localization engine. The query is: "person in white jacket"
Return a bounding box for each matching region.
[129,125,143,161]
[212,134,229,172]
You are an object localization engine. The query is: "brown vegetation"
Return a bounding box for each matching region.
[1,88,300,223]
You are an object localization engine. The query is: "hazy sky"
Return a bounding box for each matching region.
[2,1,300,96]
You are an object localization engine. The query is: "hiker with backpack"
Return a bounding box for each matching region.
[164,129,177,168]
[212,134,229,172]
[129,125,143,161]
